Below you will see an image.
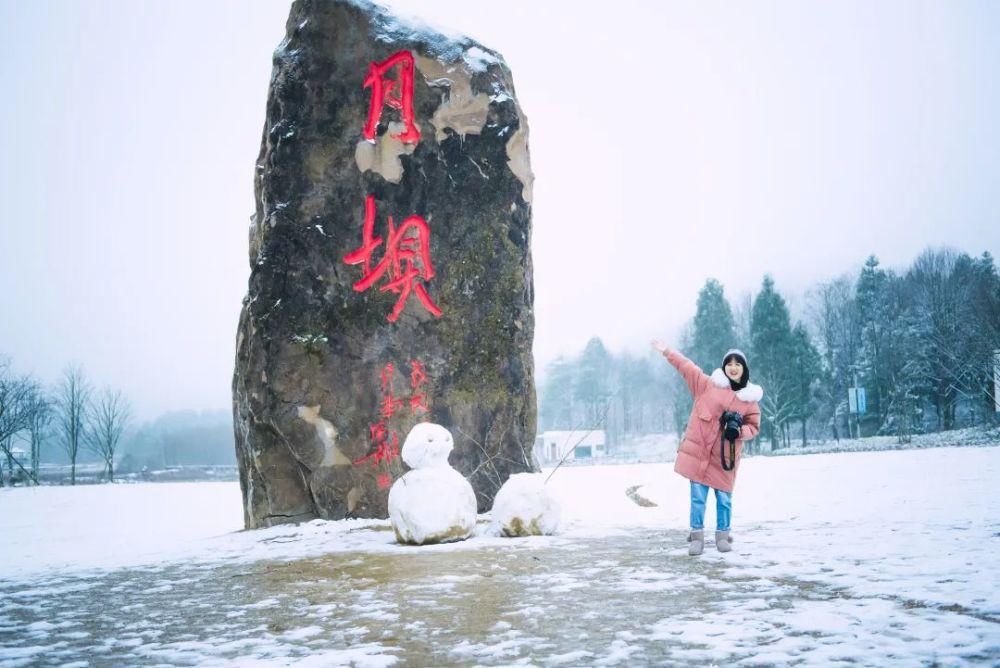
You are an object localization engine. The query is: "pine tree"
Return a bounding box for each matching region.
[575,337,612,428]
[691,278,737,371]
[789,322,822,446]
[807,276,862,440]
[751,275,796,448]
[883,297,931,442]
[908,249,966,430]
[975,253,1000,422]
[538,357,576,431]
[958,252,1000,423]
[614,354,659,437]
[855,255,894,431]
[668,324,696,439]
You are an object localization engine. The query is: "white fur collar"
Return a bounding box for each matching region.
[711,368,764,402]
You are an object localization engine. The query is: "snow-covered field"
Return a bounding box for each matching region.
[2,446,998,665]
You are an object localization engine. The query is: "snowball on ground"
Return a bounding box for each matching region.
[400,422,454,469]
[388,467,476,545]
[491,472,561,537]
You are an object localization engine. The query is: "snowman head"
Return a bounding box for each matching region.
[401,422,454,469]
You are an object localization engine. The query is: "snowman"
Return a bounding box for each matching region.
[490,472,561,537]
[388,423,477,545]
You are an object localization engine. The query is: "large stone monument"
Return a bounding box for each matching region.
[233,0,536,528]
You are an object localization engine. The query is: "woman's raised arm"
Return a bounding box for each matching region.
[651,340,709,398]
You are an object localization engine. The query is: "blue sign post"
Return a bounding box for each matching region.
[848,387,867,415]
[994,350,1000,413]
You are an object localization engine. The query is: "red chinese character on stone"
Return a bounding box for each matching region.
[343,195,443,323]
[379,363,405,418]
[362,50,421,144]
[354,360,434,479]
[409,359,429,415]
[354,421,400,467]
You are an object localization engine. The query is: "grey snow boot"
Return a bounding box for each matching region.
[715,530,733,553]
[687,530,704,556]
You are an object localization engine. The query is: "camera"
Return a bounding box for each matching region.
[720,411,743,442]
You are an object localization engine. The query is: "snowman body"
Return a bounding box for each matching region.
[388,423,477,545]
[491,472,561,537]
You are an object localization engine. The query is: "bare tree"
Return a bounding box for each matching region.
[757,370,797,450]
[55,365,92,485]
[908,249,967,430]
[806,276,861,437]
[85,388,132,482]
[0,358,34,441]
[0,358,45,485]
[0,435,9,486]
[27,394,53,482]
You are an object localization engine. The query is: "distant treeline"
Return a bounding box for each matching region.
[539,247,1000,450]
[122,409,236,471]
[0,359,234,486]
[538,340,675,444]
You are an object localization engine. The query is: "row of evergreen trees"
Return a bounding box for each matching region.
[538,247,1000,450]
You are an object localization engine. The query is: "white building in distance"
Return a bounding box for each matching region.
[534,430,607,465]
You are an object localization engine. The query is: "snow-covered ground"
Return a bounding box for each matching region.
[760,424,1000,457]
[2,446,998,665]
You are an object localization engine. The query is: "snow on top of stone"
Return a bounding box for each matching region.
[400,422,454,469]
[359,0,500,68]
[462,46,499,73]
[367,1,462,46]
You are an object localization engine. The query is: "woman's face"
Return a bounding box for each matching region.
[725,358,744,382]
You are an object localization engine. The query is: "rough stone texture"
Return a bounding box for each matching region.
[233,0,536,529]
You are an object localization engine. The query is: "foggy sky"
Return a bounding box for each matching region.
[1,0,998,420]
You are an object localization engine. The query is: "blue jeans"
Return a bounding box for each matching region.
[690,481,732,531]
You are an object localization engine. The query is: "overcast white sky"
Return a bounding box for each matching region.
[1,0,998,420]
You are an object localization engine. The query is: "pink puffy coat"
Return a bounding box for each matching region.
[665,349,763,493]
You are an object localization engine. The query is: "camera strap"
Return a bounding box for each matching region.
[720,395,739,472]
[720,433,736,471]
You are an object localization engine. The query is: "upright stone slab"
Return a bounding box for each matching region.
[233,0,536,528]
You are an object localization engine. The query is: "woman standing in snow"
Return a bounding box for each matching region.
[651,341,763,555]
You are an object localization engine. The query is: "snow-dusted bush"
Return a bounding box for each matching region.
[491,472,560,537]
[388,423,476,545]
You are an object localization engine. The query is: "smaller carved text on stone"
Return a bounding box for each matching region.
[354,360,433,489]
